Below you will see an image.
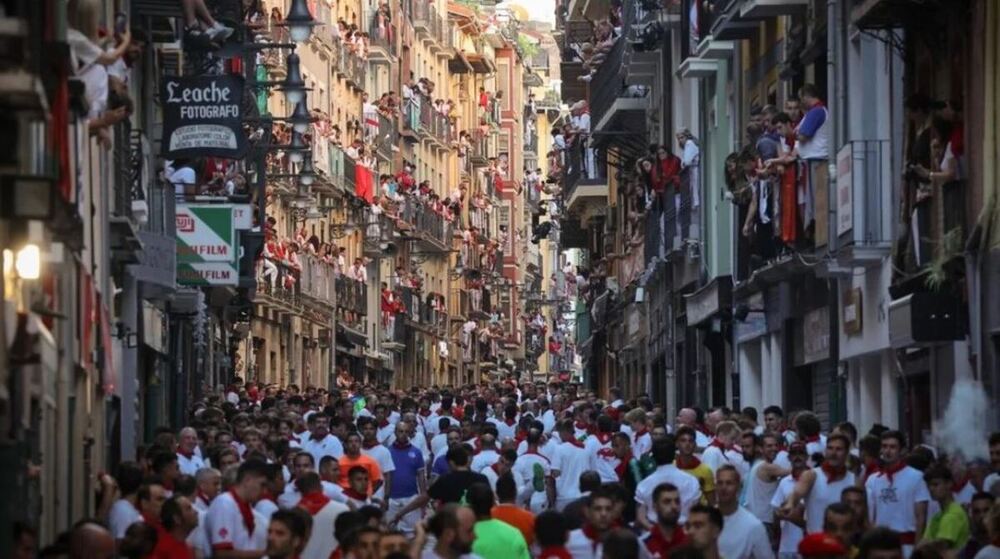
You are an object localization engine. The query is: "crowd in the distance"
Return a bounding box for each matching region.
[19,376,1000,559]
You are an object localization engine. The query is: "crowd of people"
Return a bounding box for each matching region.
[23,377,1000,559]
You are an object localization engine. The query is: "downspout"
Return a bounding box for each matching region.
[827,0,844,420]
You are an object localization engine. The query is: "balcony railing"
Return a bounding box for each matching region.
[299,255,337,304]
[329,145,358,193]
[112,124,147,223]
[400,197,453,250]
[417,97,452,144]
[399,287,447,335]
[562,141,605,203]
[403,97,420,133]
[331,40,366,88]
[589,35,627,126]
[368,18,397,57]
[662,166,700,253]
[375,112,399,160]
[336,276,368,316]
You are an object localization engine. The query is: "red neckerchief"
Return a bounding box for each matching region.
[614,452,633,480]
[378,419,390,428]
[419,409,432,417]
[644,524,688,557]
[177,447,195,460]
[196,490,213,506]
[633,427,649,439]
[162,478,175,492]
[298,490,331,515]
[696,424,713,437]
[539,546,573,559]
[595,432,613,445]
[514,431,527,445]
[504,418,517,427]
[709,439,732,452]
[880,460,906,483]
[328,548,342,559]
[581,524,604,552]
[803,434,821,444]
[862,458,881,483]
[792,467,805,481]
[141,511,162,529]
[491,462,504,476]
[952,473,971,493]
[259,490,276,505]
[229,489,255,535]
[362,440,380,450]
[676,455,701,470]
[574,421,592,434]
[344,487,369,501]
[821,462,849,483]
[564,437,585,449]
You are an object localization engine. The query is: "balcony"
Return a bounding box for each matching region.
[709,0,758,41]
[335,276,368,329]
[368,20,397,61]
[740,0,808,18]
[109,124,146,263]
[398,196,453,253]
[331,41,366,90]
[589,36,648,139]
[850,0,944,29]
[401,97,420,141]
[374,112,399,161]
[417,98,452,147]
[399,287,448,336]
[469,130,491,167]
[363,211,396,256]
[563,144,609,216]
[299,255,337,308]
[328,145,358,195]
[831,140,893,270]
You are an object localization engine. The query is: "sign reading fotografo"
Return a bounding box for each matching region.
[176,204,238,286]
[161,75,247,159]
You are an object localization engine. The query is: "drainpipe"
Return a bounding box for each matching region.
[827,0,845,421]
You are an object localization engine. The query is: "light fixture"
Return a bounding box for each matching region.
[288,131,306,164]
[289,101,311,134]
[298,155,316,186]
[305,206,325,220]
[14,244,40,280]
[282,53,306,107]
[285,0,318,42]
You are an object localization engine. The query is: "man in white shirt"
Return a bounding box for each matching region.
[348,258,368,283]
[675,407,712,448]
[702,421,749,479]
[295,472,350,559]
[470,433,501,474]
[745,433,790,526]
[552,420,595,511]
[716,465,775,559]
[360,417,395,502]
[298,413,344,467]
[635,437,701,529]
[779,433,856,535]
[512,429,555,513]
[106,462,145,543]
[566,486,616,559]
[194,467,222,513]
[770,442,809,559]
[865,430,930,556]
[177,427,205,475]
[205,460,269,556]
[278,452,347,509]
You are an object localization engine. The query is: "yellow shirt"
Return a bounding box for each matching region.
[680,462,715,504]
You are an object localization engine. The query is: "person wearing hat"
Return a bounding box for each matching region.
[799,532,849,559]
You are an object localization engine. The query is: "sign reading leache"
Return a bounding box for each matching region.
[161,75,247,159]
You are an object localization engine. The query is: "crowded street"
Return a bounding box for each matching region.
[1,0,1000,558]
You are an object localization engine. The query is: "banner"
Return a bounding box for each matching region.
[161,75,247,159]
[176,204,239,286]
[355,165,374,203]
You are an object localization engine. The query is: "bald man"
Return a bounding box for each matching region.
[69,521,115,559]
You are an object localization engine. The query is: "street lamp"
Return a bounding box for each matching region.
[280,53,307,107]
[287,131,307,164]
[288,101,311,134]
[298,155,316,186]
[285,0,319,43]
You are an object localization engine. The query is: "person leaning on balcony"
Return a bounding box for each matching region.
[793,84,829,233]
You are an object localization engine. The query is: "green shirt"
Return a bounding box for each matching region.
[473,519,531,559]
[925,501,970,549]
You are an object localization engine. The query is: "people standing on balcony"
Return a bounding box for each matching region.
[676,128,701,216]
[179,0,235,48]
[794,84,830,242]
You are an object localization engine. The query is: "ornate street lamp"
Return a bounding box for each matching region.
[285,0,319,43]
[297,154,316,186]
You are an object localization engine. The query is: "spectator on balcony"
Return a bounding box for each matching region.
[653,145,682,209]
[479,87,490,112]
[261,232,280,291]
[794,84,830,237]
[676,129,701,212]
[911,98,963,189]
[740,149,778,266]
[179,0,234,48]
[349,258,368,283]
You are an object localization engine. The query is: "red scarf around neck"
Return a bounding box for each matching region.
[952,473,971,493]
[196,490,214,506]
[229,489,256,535]
[821,462,849,483]
[644,524,687,557]
[539,546,573,559]
[344,487,369,501]
[177,447,195,460]
[564,437,585,449]
[803,434,821,444]
[880,460,906,483]
[633,427,649,439]
[581,524,604,551]
[504,417,517,427]
[298,491,331,515]
[709,439,732,452]
[378,419,390,428]
[595,431,613,445]
[614,452,633,480]
[419,409,432,417]
[258,490,276,504]
[362,440,380,449]
[676,455,701,470]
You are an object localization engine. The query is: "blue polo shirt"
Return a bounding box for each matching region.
[388,442,426,498]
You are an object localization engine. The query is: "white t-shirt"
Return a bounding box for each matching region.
[301,499,350,559]
[552,441,594,501]
[718,506,775,559]
[188,509,211,558]
[471,449,501,474]
[512,450,551,509]
[744,460,781,523]
[865,465,930,534]
[177,452,206,476]
[299,434,345,466]
[254,498,279,522]
[635,464,702,524]
[107,498,143,539]
[566,528,602,559]
[771,475,804,554]
[590,436,621,484]
[702,444,750,479]
[278,480,347,509]
[430,433,449,458]
[206,491,265,553]
[363,443,396,499]
[169,167,197,197]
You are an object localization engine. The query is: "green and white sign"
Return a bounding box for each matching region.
[176,204,239,286]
